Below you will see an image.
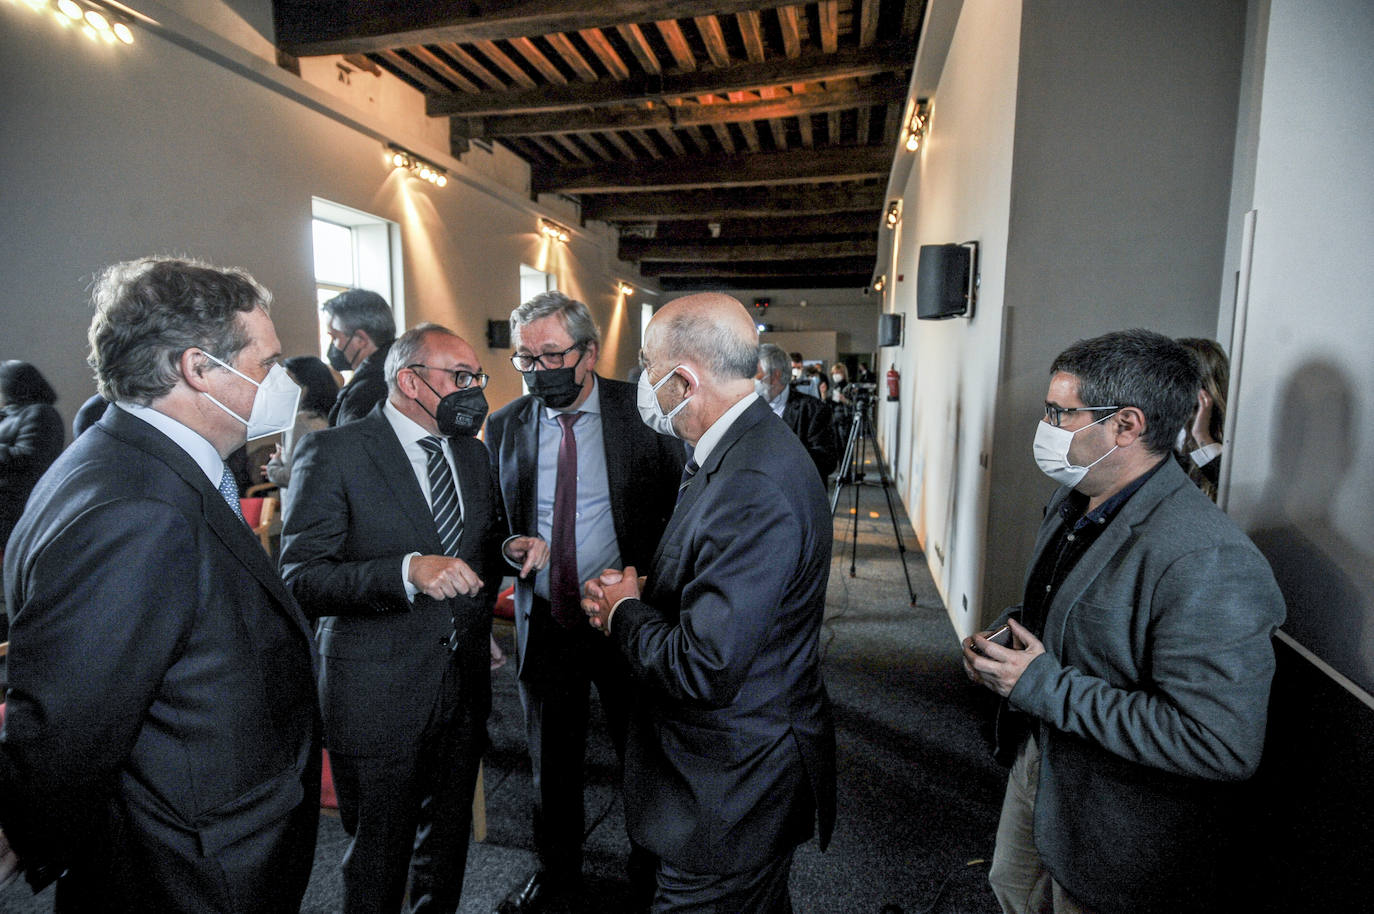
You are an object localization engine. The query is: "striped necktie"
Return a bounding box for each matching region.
[419,436,463,555]
[677,458,699,504]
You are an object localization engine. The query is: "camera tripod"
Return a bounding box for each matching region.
[830,395,918,605]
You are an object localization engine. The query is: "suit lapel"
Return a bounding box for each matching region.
[512,399,539,534]
[598,378,636,543]
[449,435,489,554]
[359,411,444,553]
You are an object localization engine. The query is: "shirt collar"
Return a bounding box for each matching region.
[768,384,789,414]
[542,374,600,421]
[383,397,436,445]
[1061,456,1169,529]
[693,393,756,469]
[116,402,225,486]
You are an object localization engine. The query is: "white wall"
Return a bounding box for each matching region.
[885,0,1022,635]
[0,1,646,425]
[1222,0,1374,695]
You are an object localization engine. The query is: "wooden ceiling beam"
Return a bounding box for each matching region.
[645,211,878,240]
[695,16,732,68]
[658,273,871,291]
[777,6,803,57]
[583,183,885,220]
[535,144,890,193]
[818,1,839,54]
[638,255,876,277]
[578,28,632,80]
[621,238,876,262]
[427,40,915,116]
[276,1,780,57]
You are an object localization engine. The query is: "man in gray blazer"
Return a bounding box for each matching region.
[963,329,1285,914]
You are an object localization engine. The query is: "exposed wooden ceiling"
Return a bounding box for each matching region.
[274,1,925,292]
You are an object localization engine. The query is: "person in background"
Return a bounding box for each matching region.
[855,362,875,384]
[583,293,835,914]
[0,361,64,552]
[0,256,320,909]
[1176,337,1228,502]
[963,329,1283,914]
[264,354,339,515]
[756,343,836,482]
[322,289,396,426]
[803,363,828,401]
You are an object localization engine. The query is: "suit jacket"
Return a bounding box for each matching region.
[0,405,320,911]
[999,457,1285,913]
[611,397,836,873]
[484,376,684,681]
[780,389,837,480]
[0,401,65,547]
[280,403,505,757]
[328,342,391,427]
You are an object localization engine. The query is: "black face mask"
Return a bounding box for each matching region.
[326,335,355,373]
[522,366,583,409]
[415,375,488,437]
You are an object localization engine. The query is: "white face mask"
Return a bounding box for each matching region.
[791,367,802,379]
[1032,411,1119,488]
[637,363,697,439]
[831,373,844,384]
[200,353,301,441]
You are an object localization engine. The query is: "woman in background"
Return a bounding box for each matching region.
[264,355,339,514]
[1176,337,1228,502]
[0,360,65,551]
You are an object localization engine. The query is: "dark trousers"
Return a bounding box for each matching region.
[652,850,795,914]
[518,610,632,881]
[331,657,485,914]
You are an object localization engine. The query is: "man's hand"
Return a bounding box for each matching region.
[408,555,483,600]
[503,536,549,579]
[961,618,1045,698]
[582,565,640,634]
[0,827,20,889]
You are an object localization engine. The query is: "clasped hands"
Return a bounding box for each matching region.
[581,565,645,634]
[961,618,1045,698]
[407,536,548,601]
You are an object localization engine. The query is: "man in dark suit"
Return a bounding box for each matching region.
[281,323,547,914]
[323,288,396,426]
[963,330,1285,914]
[584,293,836,913]
[756,342,837,481]
[485,291,684,913]
[0,256,320,911]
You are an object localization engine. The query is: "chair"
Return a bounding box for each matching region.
[240,483,280,554]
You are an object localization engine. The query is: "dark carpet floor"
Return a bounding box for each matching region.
[2,463,1007,913]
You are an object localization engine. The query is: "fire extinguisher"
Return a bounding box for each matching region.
[886,364,900,401]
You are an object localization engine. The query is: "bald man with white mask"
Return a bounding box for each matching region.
[583,293,836,913]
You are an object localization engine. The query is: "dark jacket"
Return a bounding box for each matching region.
[0,402,64,548]
[0,405,320,911]
[780,389,838,480]
[328,342,391,427]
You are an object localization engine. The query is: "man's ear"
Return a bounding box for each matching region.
[1111,406,1148,446]
[179,348,216,393]
[394,365,418,399]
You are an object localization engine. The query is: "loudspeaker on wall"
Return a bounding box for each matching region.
[878,313,903,348]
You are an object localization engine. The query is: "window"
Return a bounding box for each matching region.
[519,264,555,307]
[311,198,403,360]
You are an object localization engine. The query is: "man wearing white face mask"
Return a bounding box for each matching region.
[962,329,1285,914]
[584,293,836,914]
[0,257,321,909]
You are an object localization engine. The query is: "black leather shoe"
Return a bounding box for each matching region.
[496,870,579,914]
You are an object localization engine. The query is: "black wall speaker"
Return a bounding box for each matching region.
[486,319,511,349]
[878,313,903,348]
[917,242,977,320]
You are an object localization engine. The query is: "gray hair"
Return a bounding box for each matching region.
[1050,329,1201,455]
[758,343,790,380]
[509,290,600,349]
[87,256,270,404]
[651,306,759,381]
[322,289,396,347]
[385,322,458,390]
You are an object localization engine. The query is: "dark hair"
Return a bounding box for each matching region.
[321,289,396,348]
[88,257,270,404]
[0,361,58,406]
[1050,329,1200,455]
[284,355,339,416]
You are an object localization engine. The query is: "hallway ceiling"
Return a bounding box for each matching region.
[273,1,925,291]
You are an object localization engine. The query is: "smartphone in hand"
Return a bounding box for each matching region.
[970,623,1013,656]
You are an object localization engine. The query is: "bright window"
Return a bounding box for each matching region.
[311,198,403,360]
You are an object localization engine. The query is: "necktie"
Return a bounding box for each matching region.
[549,412,583,628]
[219,465,245,522]
[677,458,699,504]
[419,436,463,555]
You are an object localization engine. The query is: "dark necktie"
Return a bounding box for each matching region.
[419,436,463,555]
[218,465,245,522]
[677,458,700,504]
[549,412,583,628]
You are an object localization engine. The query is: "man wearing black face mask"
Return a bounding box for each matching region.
[282,323,548,914]
[322,289,396,426]
[485,291,684,914]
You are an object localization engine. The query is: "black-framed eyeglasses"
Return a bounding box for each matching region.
[407,364,489,389]
[1043,404,1119,428]
[510,343,586,373]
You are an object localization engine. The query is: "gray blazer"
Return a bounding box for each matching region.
[1003,456,1285,913]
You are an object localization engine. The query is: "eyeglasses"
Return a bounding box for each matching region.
[510,343,585,373]
[1043,404,1119,427]
[406,364,489,389]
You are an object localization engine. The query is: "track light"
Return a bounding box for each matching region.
[617,282,635,296]
[904,100,930,153]
[873,275,887,293]
[385,144,449,187]
[24,1,138,45]
[885,200,902,229]
[540,220,571,244]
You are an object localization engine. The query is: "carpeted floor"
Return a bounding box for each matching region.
[1,459,1007,914]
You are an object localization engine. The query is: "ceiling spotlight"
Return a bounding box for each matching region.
[436,174,448,187]
[385,144,448,188]
[873,275,887,292]
[904,102,930,154]
[85,9,110,30]
[617,282,634,296]
[885,200,902,229]
[540,219,572,243]
[113,22,134,44]
[58,0,83,20]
